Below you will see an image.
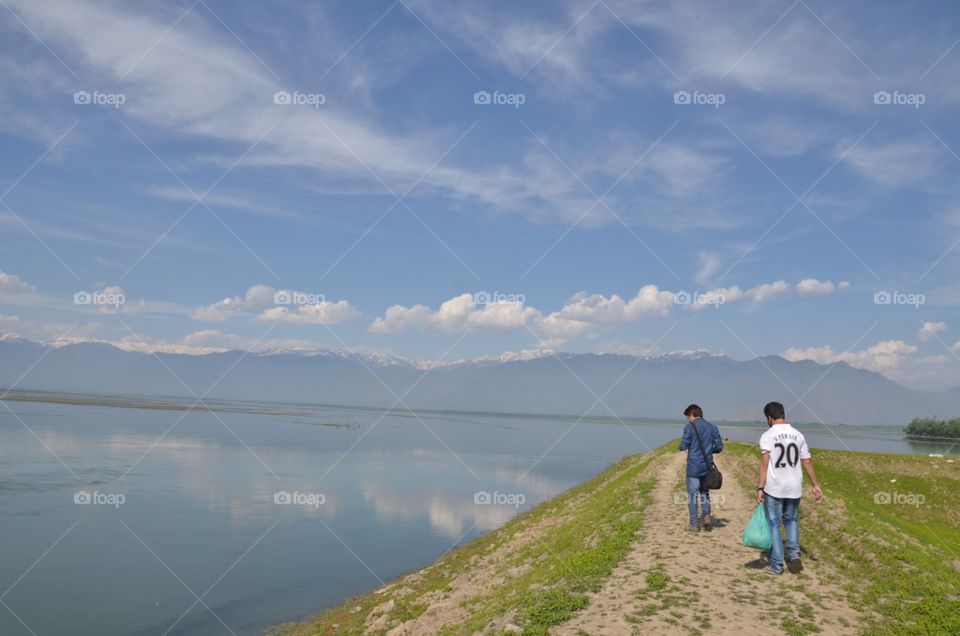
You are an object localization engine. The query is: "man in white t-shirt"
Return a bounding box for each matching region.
[756,401,823,575]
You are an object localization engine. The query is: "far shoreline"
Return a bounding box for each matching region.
[0,386,910,431]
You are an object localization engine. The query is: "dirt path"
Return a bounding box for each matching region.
[554,451,860,635]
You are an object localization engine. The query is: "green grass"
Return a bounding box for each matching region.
[726,442,960,636]
[270,444,668,636]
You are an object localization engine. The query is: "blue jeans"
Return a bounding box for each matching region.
[763,494,800,573]
[686,476,711,527]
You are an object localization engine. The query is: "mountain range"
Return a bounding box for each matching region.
[1,334,956,426]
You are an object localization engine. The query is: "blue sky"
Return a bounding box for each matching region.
[2,0,960,389]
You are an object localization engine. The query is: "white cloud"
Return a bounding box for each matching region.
[841,139,944,188]
[259,301,360,326]
[796,278,847,296]
[694,252,721,285]
[782,340,918,372]
[0,271,36,293]
[0,314,101,341]
[551,285,676,324]
[371,278,844,342]
[97,329,332,355]
[918,321,947,342]
[370,293,538,335]
[194,285,358,326]
[744,280,790,304]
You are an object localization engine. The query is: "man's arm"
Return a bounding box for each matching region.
[679,424,691,451]
[757,452,770,503]
[801,458,824,501]
[712,425,724,453]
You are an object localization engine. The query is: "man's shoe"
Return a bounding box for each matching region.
[686,524,700,533]
[702,514,712,529]
[764,566,783,576]
[787,557,804,574]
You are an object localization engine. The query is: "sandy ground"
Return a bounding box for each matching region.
[359,450,861,635]
[554,451,861,635]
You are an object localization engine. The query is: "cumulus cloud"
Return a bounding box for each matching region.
[370,293,538,335]
[194,285,359,325]
[551,286,676,324]
[918,321,947,342]
[744,280,791,304]
[371,279,847,344]
[782,340,918,372]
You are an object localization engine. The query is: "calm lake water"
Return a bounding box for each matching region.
[0,397,955,635]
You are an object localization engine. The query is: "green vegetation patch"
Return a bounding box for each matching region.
[726,442,960,636]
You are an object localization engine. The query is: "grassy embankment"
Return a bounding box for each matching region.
[726,442,960,635]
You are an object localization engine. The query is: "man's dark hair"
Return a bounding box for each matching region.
[683,404,703,418]
[763,401,785,420]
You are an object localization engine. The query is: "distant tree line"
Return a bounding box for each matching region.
[904,417,960,439]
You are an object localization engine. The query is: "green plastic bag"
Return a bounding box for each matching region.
[742,504,772,550]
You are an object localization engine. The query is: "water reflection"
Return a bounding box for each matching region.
[0,399,955,636]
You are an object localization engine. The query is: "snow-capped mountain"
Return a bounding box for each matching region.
[1,334,956,425]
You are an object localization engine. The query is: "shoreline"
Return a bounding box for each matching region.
[268,441,959,635]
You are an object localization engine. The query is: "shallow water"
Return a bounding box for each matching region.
[0,398,954,635]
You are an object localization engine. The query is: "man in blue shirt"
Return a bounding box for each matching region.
[678,404,724,532]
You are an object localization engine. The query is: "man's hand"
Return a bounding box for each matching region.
[757,489,764,504]
[812,484,823,501]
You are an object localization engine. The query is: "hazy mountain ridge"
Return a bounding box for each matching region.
[0,334,955,426]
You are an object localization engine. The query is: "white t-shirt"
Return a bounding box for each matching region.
[759,423,811,499]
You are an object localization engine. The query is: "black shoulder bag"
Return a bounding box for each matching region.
[691,421,723,490]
